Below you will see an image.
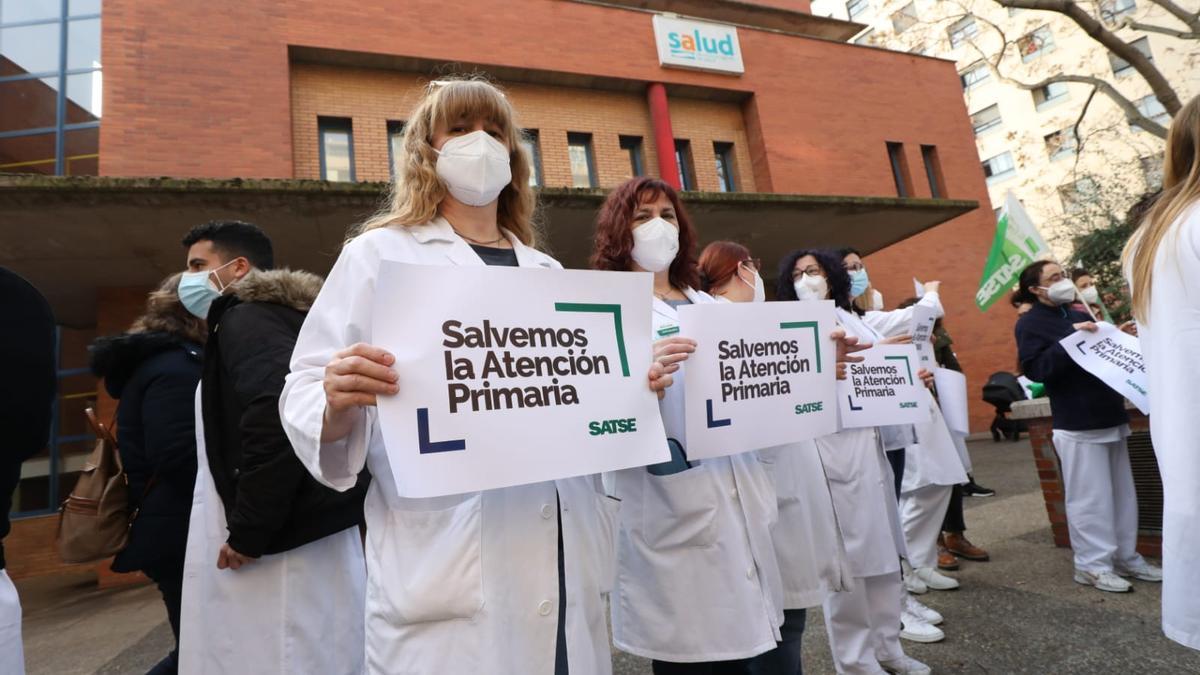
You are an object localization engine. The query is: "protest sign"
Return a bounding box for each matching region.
[911,304,938,371]
[677,300,838,460]
[838,344,928,428]
[913,278,926,299]
[372,263,669,498]
[934,368,970,435]
[1059,322,1149,414]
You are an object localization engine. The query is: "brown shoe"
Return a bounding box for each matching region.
[938,544,960,571]
[944,532,990,561]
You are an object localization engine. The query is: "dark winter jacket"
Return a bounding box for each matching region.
[0,268,56,571]
[89,331,202,573]
[1015,301,1128,431]
[202,269,368,558]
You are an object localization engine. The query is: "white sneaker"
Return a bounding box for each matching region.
[1116,562,1163,582]
[905,594,944,625]
[880,654,933,675]
[913,565,960,591]
[1074,568,1133,592]
[900,611,945,643]
[903,571,928,595]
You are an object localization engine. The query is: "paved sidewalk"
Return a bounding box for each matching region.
[19,439,1200,673]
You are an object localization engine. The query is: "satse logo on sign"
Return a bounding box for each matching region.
[652,15,744,75]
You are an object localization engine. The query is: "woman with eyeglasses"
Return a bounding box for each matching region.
[1013,259,1160,594]
[776,249,932,675]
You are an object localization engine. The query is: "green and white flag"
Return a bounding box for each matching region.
[975,191,1051,311]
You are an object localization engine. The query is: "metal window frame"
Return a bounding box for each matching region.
[674,139,695,191]
[920,144,944,199]
[0,1,102,175]
[386,120,405,180]
[317,116,356,182]
[713,141,736,192]
[521,129,544,187]
[566,131,598,189]
[619,134,644,177]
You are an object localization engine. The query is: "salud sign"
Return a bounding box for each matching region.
[373,263,669,498]
[678,301,838,460]
[652,14,744,75]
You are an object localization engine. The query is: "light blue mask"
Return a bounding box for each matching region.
[849,268,871,299]
[178,260,237,319]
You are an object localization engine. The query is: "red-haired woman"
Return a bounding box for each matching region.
[592,178,784,672]
[699,241,853,675]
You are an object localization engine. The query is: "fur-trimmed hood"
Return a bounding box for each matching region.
[89,331,201,399]
[230,268,324,311]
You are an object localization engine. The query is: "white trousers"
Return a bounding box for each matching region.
[1054,432,1146,573]
[0,569,24,675]
[899,485,953,570]
[823,572,904,674]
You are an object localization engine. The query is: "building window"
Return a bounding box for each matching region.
[891,2,918,33]
[1058,178,1098,214]
[619,135,645,178]
[1140,153,1163,189]
[1108,36,1153,77]
[970,104,1002,136]
[567,132,597,188]
[1044,127,1078,160]
[853,29,874,46]
[1018,26,1056,62]
[521,129,543,187]
[947,16,979,48]
[909,44,930,56]
[959,61,990,90]
[886,141,913,197]
[982,152,1016,184]
[1032,81,1070,110]
[1100,0,1137,22]
[0,3,103,176]
[921,145,945,199]
[318,117,354,182]
[714,142,736,192]
[1131,95,1171,132]
[387,121,405,179]
[675,139,696,191]
[847,0,869,20]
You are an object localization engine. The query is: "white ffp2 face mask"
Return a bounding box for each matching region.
[435,130,512,206]
[739,267,766,303]
[631,217,680,273]
[794,275,828,301]
[1041,279,1078,305]
[1079,285,1100,305]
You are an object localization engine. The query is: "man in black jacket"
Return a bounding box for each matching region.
[0,267,56,674]
[177,222,368,672]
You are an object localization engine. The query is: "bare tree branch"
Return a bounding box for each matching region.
[1142,0,1200,32]
[1070,85,1099,173]
[1120,17,1200,39]
[991,0,1183,116]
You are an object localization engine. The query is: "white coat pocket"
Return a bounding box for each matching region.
[642,466,720,549]
[373,494,484,625]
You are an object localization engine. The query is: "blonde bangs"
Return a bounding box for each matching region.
[353,77,540,247]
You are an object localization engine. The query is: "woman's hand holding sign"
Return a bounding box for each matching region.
[322,343,399,441]
[653,336,697,374]
[832,328,869,381]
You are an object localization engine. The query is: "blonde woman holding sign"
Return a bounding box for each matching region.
[1123,94,1200,650]
[591,179,786,673]
[280,78,671,675]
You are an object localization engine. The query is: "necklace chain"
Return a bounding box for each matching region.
[453,228,507,247]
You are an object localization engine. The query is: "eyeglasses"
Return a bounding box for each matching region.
[844,261,865,272]
[740,258,762,273]
[794,265,824,278]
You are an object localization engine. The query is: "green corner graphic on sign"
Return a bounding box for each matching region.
[554,302,630,376]
[884,355,913,384]
[778,321,821,373]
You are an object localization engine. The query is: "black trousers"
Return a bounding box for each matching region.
[885,448,905,502]
[141,555,185,675]
[652,658,753,674]
[942,484,967,533]
[746,608,808,675]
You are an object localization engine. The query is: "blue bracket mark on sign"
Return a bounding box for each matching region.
[847,394,863,412]
[417,408,466,454]
[706,399,732,428]
[1075,340,1087,357]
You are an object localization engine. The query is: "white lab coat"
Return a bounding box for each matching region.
[1126,204,1200,650]
[0,569,22,675]
[279,219,620,675]
[609,290,784,663]
[180,388,366,675]
[862,291,943,339]
[900,392,969,494]
[759,440,853,609]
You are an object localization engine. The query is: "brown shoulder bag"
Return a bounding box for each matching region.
[56,408,135,564]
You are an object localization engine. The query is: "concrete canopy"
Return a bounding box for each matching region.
[0,175,976,326]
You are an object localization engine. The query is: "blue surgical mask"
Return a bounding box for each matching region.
[849,268,870,299]
[178,259,238,319]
